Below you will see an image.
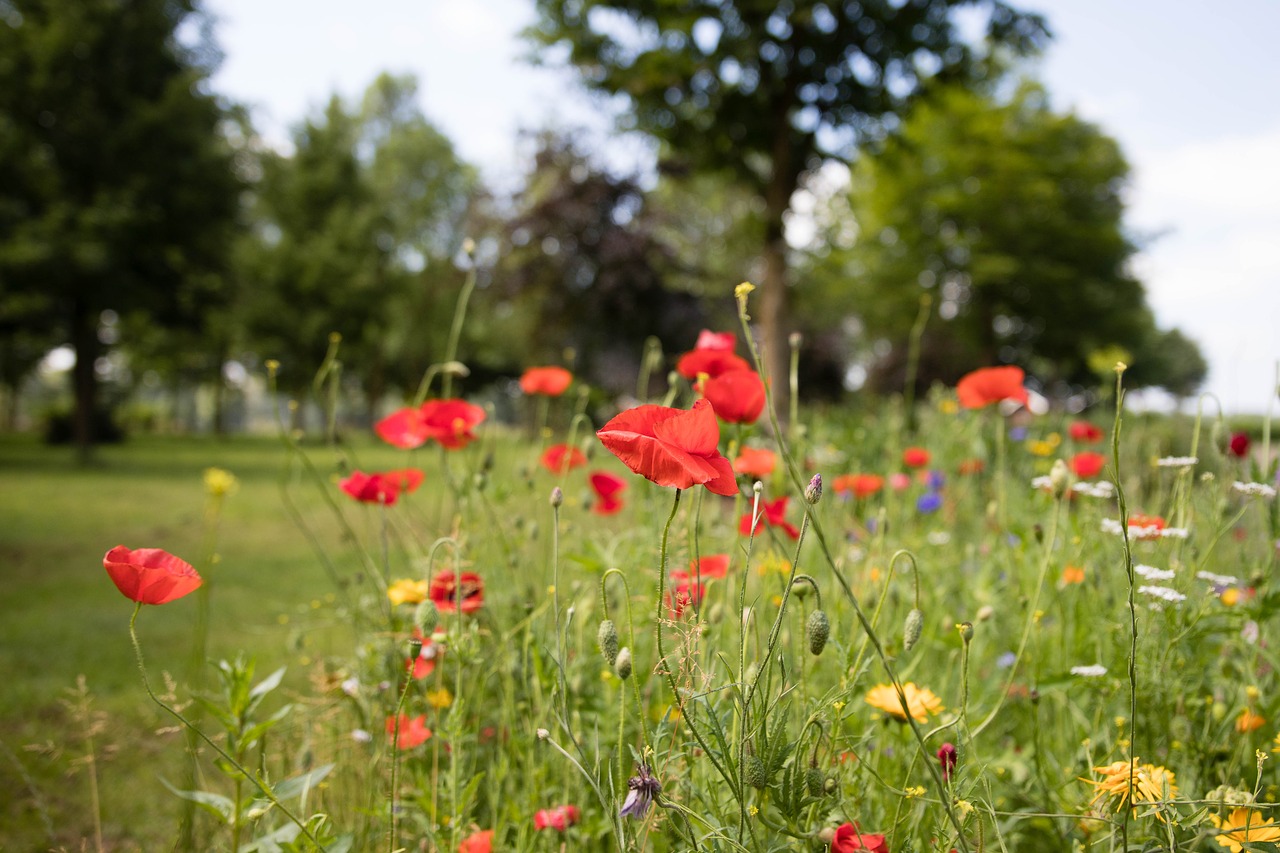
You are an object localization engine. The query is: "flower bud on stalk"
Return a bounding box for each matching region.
[597,619,619,666]
[903,608,924,651]
[550,486,564,508]
[615,647,633,680]
[805,474,823,504]
[807,609,830,656]
[414,601,439,636]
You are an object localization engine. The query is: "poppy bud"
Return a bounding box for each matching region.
[805,474,823,505]
[408,635,422,661]
[415,601,439,636]
[958,621,974,644]
[824,776,837,795]
[807,609,830,656]
[807,766,825,797]
[817,827,836,845]
[745,753,768,789]
[903,608,924,651]
[597,619,619,666]
[752,480,764,496]
[615,647,632,680]
[1049,459,1070,498]
[550,487,564,508]
[789,331,803,349]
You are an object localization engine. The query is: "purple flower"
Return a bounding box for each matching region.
[619,763,661,819]
[926,470,946,490]
[938,742,958,781]
[1008,426,1029,442]
[996,651,1017,669]
[916,491,942,514]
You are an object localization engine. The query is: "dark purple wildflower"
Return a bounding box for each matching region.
[938,742,958,781]
[619,763,661,819]
[916,491,942,514]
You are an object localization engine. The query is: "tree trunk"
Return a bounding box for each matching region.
[70,297,98,462]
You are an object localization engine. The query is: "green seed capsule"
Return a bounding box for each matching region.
[414,601,439,636]
[806,766,824,797]
[597,619,619,666]
[903,608,924,651]
[615,647,632,680]
[745,754,769,789]
[807,609,830,656]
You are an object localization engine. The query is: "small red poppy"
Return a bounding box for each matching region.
[1071,451,1106,479]
[374,407,429,450]
[376,399,486,450]
[596,399,738,496]
[458,830,493,853]
[429,570,485,614]
[386,714,431,749]
[1229,431,1251,458]
[955,366,1030,409]
[666,569,705,617]
[103,546,202,606]
[589,471,627,515]
[902,447,931,468]
[1068,421,1103,443]
[340,468,424,505]
[694,329,736,351]
[541,444,587,474]
[734,446,776,478]
[675,348,751,380]
[520,366,573,397]
[739,496,801,540]
[831,822,888,852]
[957,458,985,475]
[832,474,883,499]
[700,369,766,424]
[534,804,581,831]
[689,554,730,580]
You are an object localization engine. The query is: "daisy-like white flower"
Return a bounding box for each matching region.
[1159,527,1190,539]
[1071,664,1108,677]
[1233,481,1277,499]
[1073,480,1116,498]
[1156,456,1198,468]
[1138,585,1186,603]
[1134,564,1175,581]
[1197,570,1241,587]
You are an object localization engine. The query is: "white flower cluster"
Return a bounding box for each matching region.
[1156,456,1198,468]
[1030,476,1053,491]
[1135,564,1175,580]
[1073,480,1115,498]
[1196,570,1240,587]
[1070,664,1108,677]
[1233,481,1277,499]
[1138,585,1187,603]
[1100,518,1189,539]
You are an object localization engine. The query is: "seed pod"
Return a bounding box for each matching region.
[745,753,769,789]
[597,619,619,666]
[903,608,924,651]
[408,635,422,661]
[615,647,633,680]
[806,766,825,797]
[414,601,439,636]
[957,621,974,644]
[807,609,830,656]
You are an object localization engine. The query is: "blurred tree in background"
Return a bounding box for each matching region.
[0,0,240,455]
[804,81,1205,398]
[526,0,1049,415]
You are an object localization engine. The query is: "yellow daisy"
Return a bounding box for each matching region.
[387,578,429,606]
[864,682,944,723]
[1084,758,1177,814]
[1209,807,1280,853]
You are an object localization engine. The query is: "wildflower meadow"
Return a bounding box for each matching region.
[4,284,1280,853]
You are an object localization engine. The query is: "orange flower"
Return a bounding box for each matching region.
[1211,807,1280,852]
[386,714,431,749]
[1085,758,1177,813]
[1236,708,1266,733]
[955,366,1029,409]
[957,458,985,475]
[833,473,884,499]
[864,682,943,723]
[520,366,573,397]
[734,446,777,478]
[458,829,494,853]
[1061,565,1086,585]
[902,447,930,468]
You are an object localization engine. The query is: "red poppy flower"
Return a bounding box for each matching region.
[407,629,442,679]
[376,399,486,450]
[689,554,730,580]
[694,329,736,352]
[1071,451,1106,479]
[340,468,424,506]
[103,546,202,605]
[520,366,573,397]
[596,399,738,496]
[375,407,429,449]
[675,348,752,380]
[589,471,627,515]
[666,569,705,617]
[734,446,776,478]
[700,369,766,424]
[955,366,1030,409]
[541,443,586,474]
[429,570,484,614]
[832,474,883,499]
[458,829,493,853]
[739,496,801,540]
[1128,513,1167,539]
[902,447,930,468]
[831,823,888,852]
[1068,421,1103,443]
[386,714,431,749]
[534,804,581,831]
[1229,431,1251,458]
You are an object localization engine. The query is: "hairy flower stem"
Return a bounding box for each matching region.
[600,569,651,766]
[128,605,325,850]
[1110,368,1137,852]
[388,665,413,853]
[551,501,572,744]
[440,254,477,400]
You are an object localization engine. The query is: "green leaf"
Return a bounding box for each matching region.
[271,763,335,802]
[160,778,234,823]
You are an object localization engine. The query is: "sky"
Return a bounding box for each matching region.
[207,0,1280,414]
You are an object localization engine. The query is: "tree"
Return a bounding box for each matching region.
[526,0,1047,414]
[0,0,240,455]
[819,81,1203,396]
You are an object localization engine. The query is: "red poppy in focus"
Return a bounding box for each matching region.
[429,570,485,614]
[957,458,985,475]
[676,348,751,380]
[694,329,736,351]
[734,446,776,478]
[534,804,581,831]
[340,468,424,506]
[955,366,1030,409]
[376,400,486,450]
[1229,431,1251,459]
[832,474,883,499]
[596,399,738,496]
[831,822,888,852]
[520,366,573,397]
[700,369,766,424]
[386,714,431,749]
[458,829,494,853]
[407,628,443,679]
[1071,451,1106,479]
[739,496,801,540]
[541,444,587,474]
[902,447,930,468]
[103,545,202,605]
[666,569,705,617]
[1068,421,1103,443]
[689,554,730,580]
[589,471,627,515]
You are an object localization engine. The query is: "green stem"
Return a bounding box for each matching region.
[388,664,413,853]
[441,254,478,399]
[1110,367,1137,853]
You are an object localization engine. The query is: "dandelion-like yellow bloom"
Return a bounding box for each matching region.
[865,682,944,723]
[387,578,429,606]
[203,467,238,498]
[1237,708,1266,733]
[426,687,453,709]
[1210,808,1280,852]
[1084,758,1177,814]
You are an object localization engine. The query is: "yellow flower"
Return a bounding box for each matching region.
[938,399,959,415]
[1027,433,1062,457]
[1221,587,1241,606]
[1236,708,1266,733]
[1084,758,1177,815]
[387,578,429,606]
[1210,808,1280,852]
[864,682,944,723]
[203,467,238,498]
[756,553,792,576]
[426,687,453,709]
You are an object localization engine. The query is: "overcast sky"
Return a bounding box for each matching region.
[207,0,1280,414]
